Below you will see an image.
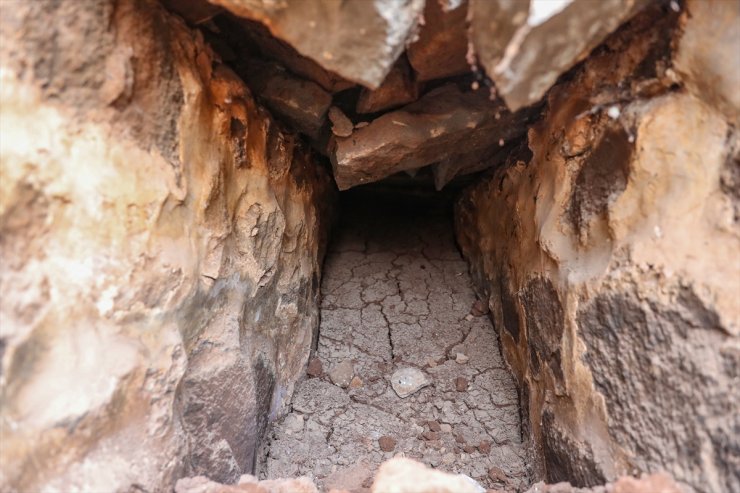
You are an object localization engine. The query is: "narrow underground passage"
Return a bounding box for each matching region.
[3,1,735,492]
[259,183,529,491]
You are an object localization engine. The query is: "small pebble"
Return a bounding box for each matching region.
[328,106,354,137]
[471,299,489,316]
[349,376,364,389]
[455,353,470,364]
[463,444,477,454]
[427,420,441,432]
[378,435,397,452]
[391,367,430,398]
[440,423,452,433]
[478,440,491,454]
[455,434,466,444]
[488,466,508,483]
[455,376,468,392]
[329,360,354,388]
[306,357,323,377]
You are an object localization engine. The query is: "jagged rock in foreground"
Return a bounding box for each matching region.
[457,5,739,492]
[207,0,425,88]
[175,458,684,493]
[0,1,334,491]
[330,84,529,190]
[176,474,319,493]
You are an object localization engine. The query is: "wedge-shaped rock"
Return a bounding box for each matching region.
[407,0,470,81]
[356,57,420,114]
[242,59,332,139]
[470,0,649,110]
[209,0,425,88]
[331,84,527,190]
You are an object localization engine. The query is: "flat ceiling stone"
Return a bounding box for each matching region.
[330,84,529,190]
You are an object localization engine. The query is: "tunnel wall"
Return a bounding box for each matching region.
[0,0,335,491]
[455,3,739,492]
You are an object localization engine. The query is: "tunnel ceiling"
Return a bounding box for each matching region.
[162,0,651,191]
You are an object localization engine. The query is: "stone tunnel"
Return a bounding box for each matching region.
[0,1,738,492]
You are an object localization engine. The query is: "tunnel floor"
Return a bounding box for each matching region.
[260,188,530,491]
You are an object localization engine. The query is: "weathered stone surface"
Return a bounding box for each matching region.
[331,84,528,190]
[407,0,470,81]
[356,57,420,114]
[162,0,223,24]
[176,474,319,493]
[0,1,334,491]
[524,473,684,493]
[175,467,683,493]
[456,8,738,491]
[235,18,354,93]
[371,458,485,493]
[674,0,740,124]
[209,0,425,88]
[328,360,354,388]
[390,367,430,398]
[328,106,354,138]
[470,0,649,110]
[241,59,331,139]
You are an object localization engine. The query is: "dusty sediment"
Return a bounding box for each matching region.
[261,189,530,491]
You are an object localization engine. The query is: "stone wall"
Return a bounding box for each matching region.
[456,3,739,492]
[0,0,335,491]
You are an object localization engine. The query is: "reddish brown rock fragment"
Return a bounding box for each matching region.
[307,357,323,377]
[407,0,470,81]
[455,377,468,392]
[422,431,440,441]
[478,441,491,454]
[488,466,508,483]
[328,106,354,138]
[378,435,397,452]
[356,57,420,114]
[471,299,489,316]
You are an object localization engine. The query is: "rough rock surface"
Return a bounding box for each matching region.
[233,18,354,94]
[470,0,649,110]
[177,459,684,493]
[176,474,319,493]
[241,59,332,139]
[407,0,470,82]
[456,7,739,492]
[261,189,529,491]
[208,0,425,88]
[331,84,529,190]
[356,57,420,114]
[673,0,740,124]
[0,1,334,491]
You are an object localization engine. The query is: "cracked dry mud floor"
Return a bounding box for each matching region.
[261,189,530,492]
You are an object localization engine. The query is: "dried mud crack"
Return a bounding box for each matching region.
[260,190,530,492]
